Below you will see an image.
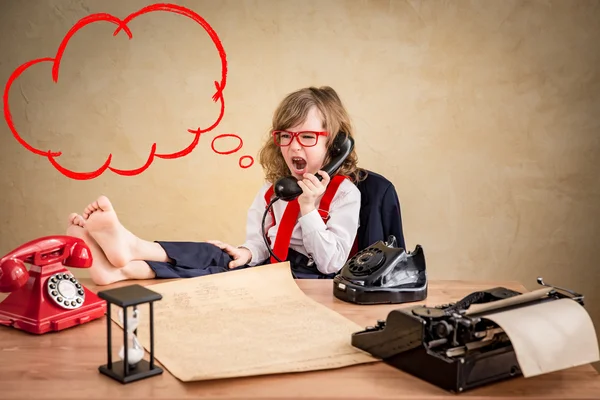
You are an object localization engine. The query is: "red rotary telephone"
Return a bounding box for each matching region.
[0,235,106,334]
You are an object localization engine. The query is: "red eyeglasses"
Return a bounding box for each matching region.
[272,130,328,147]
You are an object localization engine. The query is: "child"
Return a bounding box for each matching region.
[66,86,364,285]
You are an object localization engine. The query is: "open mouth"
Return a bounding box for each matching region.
[291,157,307,174]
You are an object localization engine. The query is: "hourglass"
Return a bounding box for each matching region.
[118,306,144,366]
[97,284,164,384]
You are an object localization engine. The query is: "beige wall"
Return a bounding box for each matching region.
[1,0,599,367]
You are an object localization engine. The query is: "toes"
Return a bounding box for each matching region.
[96,195,113,212]
[82,196,114,220]
[68,213,78,225]
[68,213,86,227]
[83,204,98,220]
[73,215,86,227]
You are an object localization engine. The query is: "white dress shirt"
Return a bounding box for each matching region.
[239,179,361,275]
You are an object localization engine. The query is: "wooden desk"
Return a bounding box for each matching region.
[1,279,598,399]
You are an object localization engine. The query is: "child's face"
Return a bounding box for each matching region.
[280,106,328,180]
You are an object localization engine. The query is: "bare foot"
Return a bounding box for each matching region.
[66,215,127,286]
[82,196,139,268]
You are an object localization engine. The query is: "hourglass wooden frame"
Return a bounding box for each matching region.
[97,284,164,384]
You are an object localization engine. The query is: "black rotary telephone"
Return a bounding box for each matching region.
[333,235,428,305]
[262,133,355,263]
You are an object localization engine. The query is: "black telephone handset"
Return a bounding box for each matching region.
[273,134,355,201]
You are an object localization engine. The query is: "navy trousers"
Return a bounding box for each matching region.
[145,241,336,279]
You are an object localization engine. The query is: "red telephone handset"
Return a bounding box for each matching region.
[0,235,106,334]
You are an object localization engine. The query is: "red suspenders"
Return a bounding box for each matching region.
[263,175,347,263]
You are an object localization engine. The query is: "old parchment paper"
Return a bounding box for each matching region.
[111,262,378,381]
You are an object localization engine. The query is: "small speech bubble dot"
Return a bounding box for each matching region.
[239,155,254,168]
[210,133,254,169]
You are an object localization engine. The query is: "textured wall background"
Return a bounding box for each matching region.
[1,0,599,368]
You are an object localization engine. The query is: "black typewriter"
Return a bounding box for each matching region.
[350,278,585,393]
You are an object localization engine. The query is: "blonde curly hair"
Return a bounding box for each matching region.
[258,86,364,184]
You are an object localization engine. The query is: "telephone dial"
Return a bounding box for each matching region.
[263,133,355,263]
[0,235,106,334]
[333,235,428,305]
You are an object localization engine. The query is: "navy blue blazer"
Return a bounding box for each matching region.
[354,170,406,252]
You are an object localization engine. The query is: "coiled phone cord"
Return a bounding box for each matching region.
[262,196,298,279]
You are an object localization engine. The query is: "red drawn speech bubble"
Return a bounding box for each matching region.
[3,3,228,180]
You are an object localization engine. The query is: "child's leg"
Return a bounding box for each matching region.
[69,196,242,284]
[143,241,235,279]
[67,214,155,285]
[78,195,170,268]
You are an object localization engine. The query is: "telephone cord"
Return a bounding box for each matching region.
[262,197,298,279]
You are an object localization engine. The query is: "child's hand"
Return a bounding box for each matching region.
[206,240,252,269]
[297,170,330,216]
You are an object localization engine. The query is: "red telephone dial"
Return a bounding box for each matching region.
[0,235,106,334]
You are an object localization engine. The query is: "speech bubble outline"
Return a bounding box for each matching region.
[3,3,237,180]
